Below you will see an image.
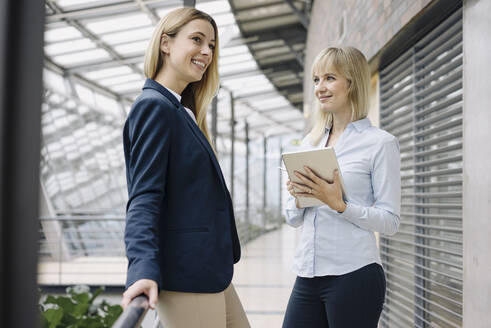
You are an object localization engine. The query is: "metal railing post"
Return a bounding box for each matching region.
[279,139,283,227]
[58,223,62,284]
[245,120,250,240]
[230,92,235,202]
[263,136,267,229]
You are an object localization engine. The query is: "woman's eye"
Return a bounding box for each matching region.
[192,36,201,43]
[209,44,215,50]
[327,75,335,80]
[313,77,319,84]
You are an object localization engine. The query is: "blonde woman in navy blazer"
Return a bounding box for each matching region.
[121,8,249,327]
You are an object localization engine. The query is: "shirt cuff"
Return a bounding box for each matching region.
[337,202,362,221]
[286,196,301,211]
[286,207,305,217]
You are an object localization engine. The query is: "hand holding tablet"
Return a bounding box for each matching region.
[282,147,346,208]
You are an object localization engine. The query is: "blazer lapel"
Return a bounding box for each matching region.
[142,79,228,191]
[177,106,228,190]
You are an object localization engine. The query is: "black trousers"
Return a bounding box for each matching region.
[282,263,386,328]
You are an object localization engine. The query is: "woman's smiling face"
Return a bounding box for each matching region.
[161,18,216,88]
[313,67,351,115]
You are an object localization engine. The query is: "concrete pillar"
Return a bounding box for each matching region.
[463,0,491,327]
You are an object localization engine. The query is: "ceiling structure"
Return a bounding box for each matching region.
[42,0,309,211]
[43,0,309,140]
[228,0,312,111]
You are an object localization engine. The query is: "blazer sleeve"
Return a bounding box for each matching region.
[124,97,172,289]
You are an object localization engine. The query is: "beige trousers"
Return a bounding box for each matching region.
[157,283,250,328]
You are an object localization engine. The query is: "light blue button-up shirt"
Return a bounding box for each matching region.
[285,118,401,277]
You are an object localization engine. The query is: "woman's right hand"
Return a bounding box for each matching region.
[286,180,301,208]
[286,179,296,197]
[121,279,158,310]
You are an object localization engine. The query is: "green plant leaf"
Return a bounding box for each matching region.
[40,311,49,328]
[54,296,77,314]
[73,302,90,317]
[90,286,104,304]
[72,291,90,306]
[40,285,121,328]
[42,308,63,328]
[103,305,123,326]
[61,313,78,326]
[44,295,59,305]
[81,317,104,328]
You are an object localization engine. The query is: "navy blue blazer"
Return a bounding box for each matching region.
[123,79,241,293]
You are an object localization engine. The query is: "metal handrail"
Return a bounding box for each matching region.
[112,295,150,328]
[37,211,283,286]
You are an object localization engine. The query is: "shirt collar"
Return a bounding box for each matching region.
[325,117,371,134]
[142,78,181,108]
[164,86,182,103]
[351,117,371,132]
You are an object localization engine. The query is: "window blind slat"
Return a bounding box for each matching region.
[379,9,463,327]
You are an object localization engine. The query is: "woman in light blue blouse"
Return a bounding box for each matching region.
[282,46,401,328]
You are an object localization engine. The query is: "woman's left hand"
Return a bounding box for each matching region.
[292,166,347,212]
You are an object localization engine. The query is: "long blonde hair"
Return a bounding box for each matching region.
[307,46,370,146]
[144,7,219,149]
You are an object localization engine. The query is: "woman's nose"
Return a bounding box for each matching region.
[202,45,212,56]
[316,81,327,92]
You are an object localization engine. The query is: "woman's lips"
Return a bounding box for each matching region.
[319,95,332,101]
[191,59,206,70]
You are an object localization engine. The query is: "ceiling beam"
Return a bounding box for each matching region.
[135,0,160,24]
[254,26,306,41]
[259,57,301,71]
[233,0,284,11]
[45,0,144,81]
[222,0,307,112]
[66,53,143,73]
[284,0,309,29]
[264,62,300,75]
[45,0,181,24]
[225,28,305,48]
[238,12,296,26]
[45,57,135,104]
[277,84,302,95]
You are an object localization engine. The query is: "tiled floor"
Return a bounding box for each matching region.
[233,224,301,328]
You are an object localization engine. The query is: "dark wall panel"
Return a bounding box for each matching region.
[0,0,45,327]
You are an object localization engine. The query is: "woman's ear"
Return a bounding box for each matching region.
[160,34,171,54]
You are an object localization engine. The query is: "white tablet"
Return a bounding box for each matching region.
[282,147,346,208]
